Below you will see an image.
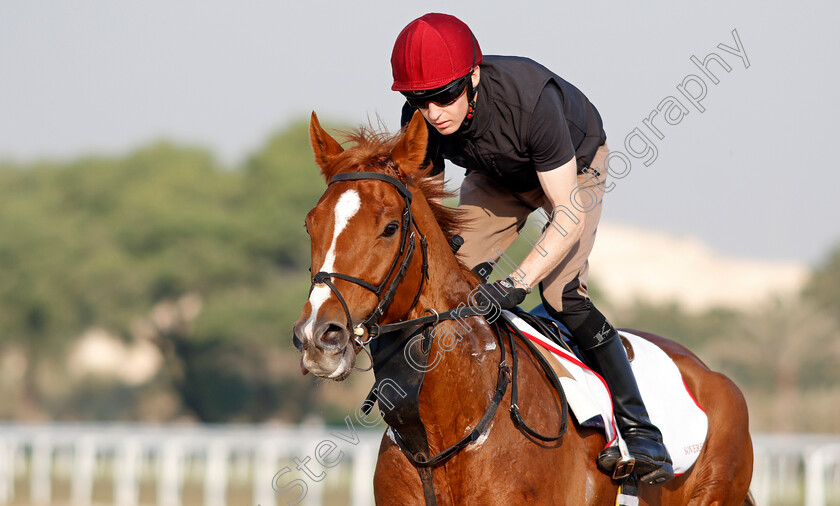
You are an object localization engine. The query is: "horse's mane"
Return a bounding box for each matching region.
[329,125,477,282]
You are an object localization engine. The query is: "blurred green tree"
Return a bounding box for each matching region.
[803,243,840,313]
[0,118,336,422]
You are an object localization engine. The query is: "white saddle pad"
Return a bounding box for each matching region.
[504,311,708,475]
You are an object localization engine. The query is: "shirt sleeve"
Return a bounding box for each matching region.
[401,102,445,176]
[529,84,575,172]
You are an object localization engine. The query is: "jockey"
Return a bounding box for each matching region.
[390,13,674,485]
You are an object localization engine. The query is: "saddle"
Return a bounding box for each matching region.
[517,305,637,362]
[510,307,709,476]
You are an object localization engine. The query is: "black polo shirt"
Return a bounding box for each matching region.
[400,55,606,193]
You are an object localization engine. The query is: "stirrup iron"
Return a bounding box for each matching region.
[612,435,635,480]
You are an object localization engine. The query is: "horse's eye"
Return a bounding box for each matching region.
[382,221,399,237]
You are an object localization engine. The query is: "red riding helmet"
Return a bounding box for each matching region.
[391,13,483,91]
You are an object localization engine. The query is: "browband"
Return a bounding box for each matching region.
[330,172,413,203]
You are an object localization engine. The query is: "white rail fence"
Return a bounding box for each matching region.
[0,424,837,505]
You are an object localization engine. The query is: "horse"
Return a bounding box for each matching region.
[292,110,754,505]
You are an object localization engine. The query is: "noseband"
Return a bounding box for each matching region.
[310,170,429,349]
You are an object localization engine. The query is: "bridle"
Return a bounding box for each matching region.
[309,169,429,351]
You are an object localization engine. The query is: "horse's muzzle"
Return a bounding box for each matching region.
[292,319,356,380]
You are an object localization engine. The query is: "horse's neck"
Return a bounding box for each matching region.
[406,196,506,443]
[408,191,495,343]
[409,200,492,353]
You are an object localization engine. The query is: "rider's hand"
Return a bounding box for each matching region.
[475,277,527,310]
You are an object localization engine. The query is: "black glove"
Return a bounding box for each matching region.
[475,277,527,310]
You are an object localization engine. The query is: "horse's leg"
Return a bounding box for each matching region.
[630,331,753,506]
[373,435,426,506]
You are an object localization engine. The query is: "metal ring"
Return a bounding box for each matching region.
[422,308,440,326]
[352,336,374,372]
[353,324,375,346]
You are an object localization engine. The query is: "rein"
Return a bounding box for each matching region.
[310,170,568,505]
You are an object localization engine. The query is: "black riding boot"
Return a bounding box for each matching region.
[583,332,675,485]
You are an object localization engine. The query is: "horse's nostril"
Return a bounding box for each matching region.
[292,332,303,351]
[308,321,348,351]
[321,324,344,343]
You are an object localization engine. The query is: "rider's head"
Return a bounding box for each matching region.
[391,13,482,135]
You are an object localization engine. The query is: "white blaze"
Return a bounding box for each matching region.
[303,190,361,339]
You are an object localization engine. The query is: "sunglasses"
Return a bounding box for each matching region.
[401,73,471,109]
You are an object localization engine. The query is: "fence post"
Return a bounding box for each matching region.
[0,438,10,505]
[804,447,826,506]
[351,441,375,506]
[72,436,96,506]
[115,438,141,506]
[30,435,51,505]
[159,440,184,506]
[204,439,228,506]
[253,441,279,506]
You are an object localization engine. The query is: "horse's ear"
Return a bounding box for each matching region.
[309,112,344,180]
[390,110,428,177]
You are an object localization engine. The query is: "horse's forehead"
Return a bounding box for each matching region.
[311,180,400,223]
[331,189,362,229]
[310,187,361,223]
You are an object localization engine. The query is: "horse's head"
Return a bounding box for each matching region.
[293,111,430,380]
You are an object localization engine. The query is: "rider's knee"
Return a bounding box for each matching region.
[542,295,615,350]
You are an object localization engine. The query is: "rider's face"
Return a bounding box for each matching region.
[418,93,469,135]
[417,69,480,136]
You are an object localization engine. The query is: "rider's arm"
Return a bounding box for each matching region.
[513,158,584,291]
[510,84,582,291]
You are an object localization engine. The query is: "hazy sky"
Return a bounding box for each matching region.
[2,1,838,265]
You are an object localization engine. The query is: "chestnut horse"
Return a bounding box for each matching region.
[293,111,754,505]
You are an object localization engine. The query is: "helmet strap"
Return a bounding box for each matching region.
[461,72,477,130]
[460,36,479,129]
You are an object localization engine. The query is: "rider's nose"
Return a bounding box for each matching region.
[426,103,444,120]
